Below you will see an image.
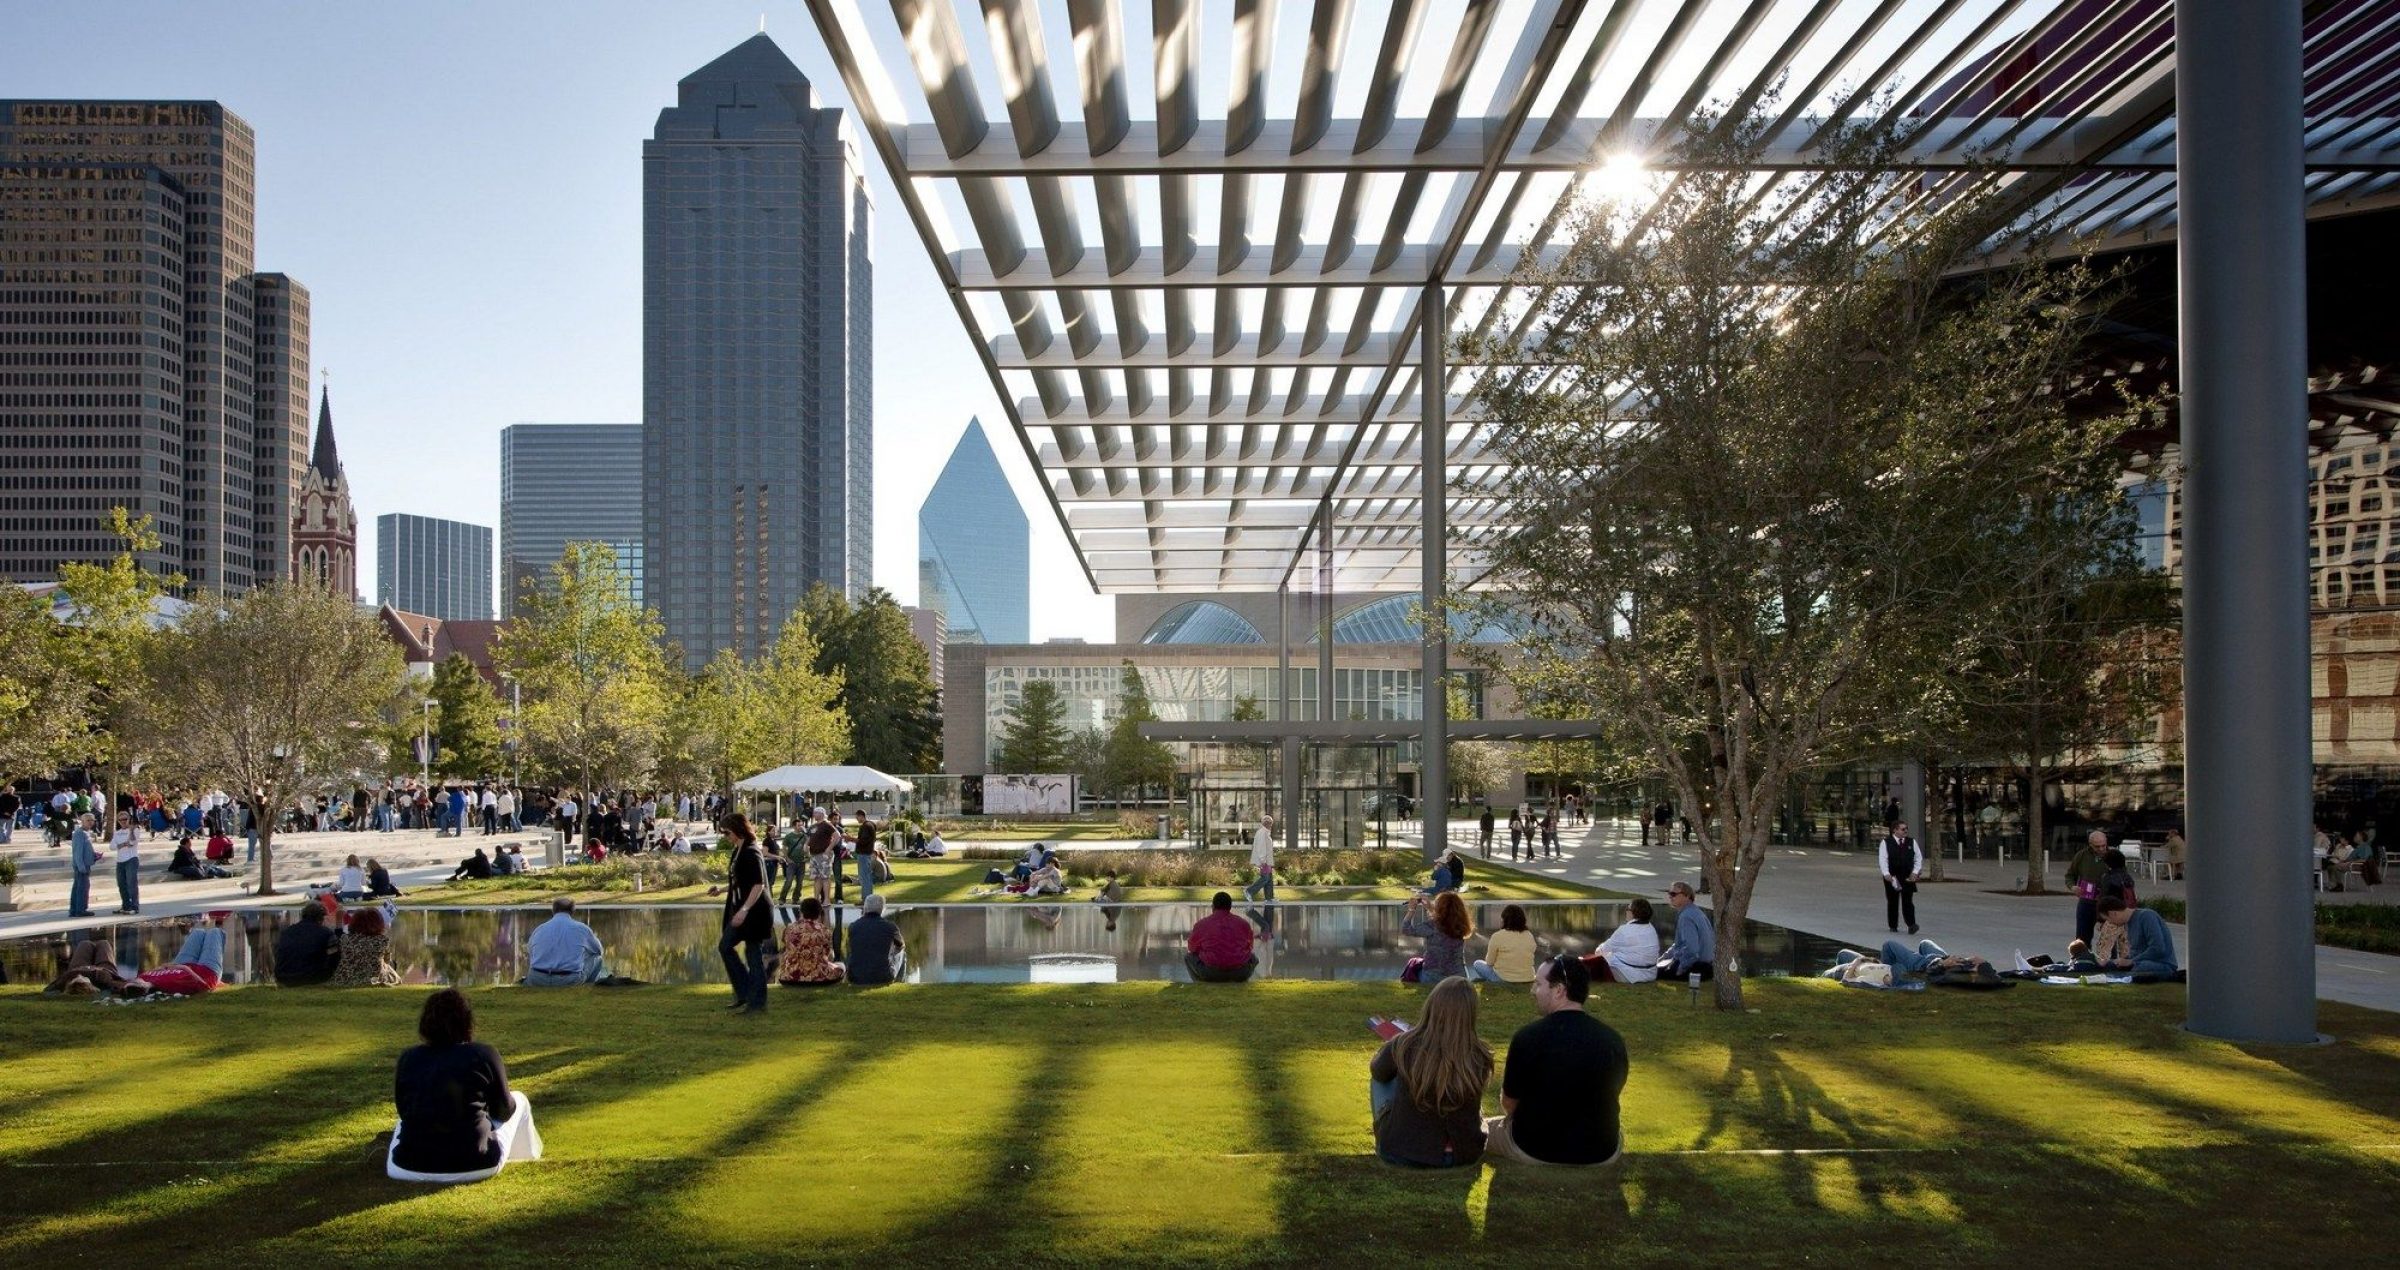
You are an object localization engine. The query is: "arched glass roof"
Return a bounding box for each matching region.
[1141,599,1266,645]
[1317,597,1517,646]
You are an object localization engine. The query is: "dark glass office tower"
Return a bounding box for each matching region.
[919,418,1029,645]
[643,34,872,669]
[498,423,643,618]
[0,101,273,592]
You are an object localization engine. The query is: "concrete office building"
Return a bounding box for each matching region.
[0,100,310,591]
[904,604,946,698]
[643,34,873,669]
[377,512,492,620]
[498,423,642,617]
[918,418,1027,645]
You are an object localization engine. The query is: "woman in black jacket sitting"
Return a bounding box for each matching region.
[388,988,542,1182]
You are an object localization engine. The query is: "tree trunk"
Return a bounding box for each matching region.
[2021,760,2048,894]
[1925,754,1947,883]
[1710,831,1755,1011]
[253,797,279,896]
[2021,708,2048,893]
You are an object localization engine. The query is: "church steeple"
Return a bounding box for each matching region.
[309,386,343,482]
[292,382,357,599]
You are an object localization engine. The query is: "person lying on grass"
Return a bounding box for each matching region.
[119,913,227,997]
[1369,976,1492,1168]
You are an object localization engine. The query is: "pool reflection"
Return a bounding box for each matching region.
[1,900,1848,988]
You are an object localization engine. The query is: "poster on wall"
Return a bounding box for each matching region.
[985,773,1075,815]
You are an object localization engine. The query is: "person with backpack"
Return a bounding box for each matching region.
[1878,821,1924,935]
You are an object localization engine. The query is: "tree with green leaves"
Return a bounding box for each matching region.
[426,654,506,779]
[128,581,406,895]
[1105,661,1177,806]
[497,542,675,844]
[798,585,940,772]
[995,678,1070,773]
[693,609,850,789]
[1466,101,2137,1009]
[1916,481,2180,892]
[0,583,90,789]
[55,508,181,781]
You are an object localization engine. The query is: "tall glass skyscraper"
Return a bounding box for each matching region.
[919,418,1028,645]
[643,34,872,669]
[498,423,643,618]
[377,513,492,620]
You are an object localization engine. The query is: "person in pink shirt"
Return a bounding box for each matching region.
[1184,891,1258,982]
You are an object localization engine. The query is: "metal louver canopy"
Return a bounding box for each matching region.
[803,0,2400,596]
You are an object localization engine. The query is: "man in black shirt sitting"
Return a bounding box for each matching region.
[273,904,342,986]
[1484,955,1628,1167]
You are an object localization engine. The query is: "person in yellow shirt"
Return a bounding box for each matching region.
[1470,904,1540,984]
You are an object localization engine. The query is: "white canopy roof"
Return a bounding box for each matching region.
[735,765,916,796]
[803,0,2400,595]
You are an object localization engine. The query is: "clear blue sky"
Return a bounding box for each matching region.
[0,0,1114,640]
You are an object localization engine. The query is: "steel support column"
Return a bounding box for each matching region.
[1420,280,1450,863]
[1279,585,1299,858]
[2177,0,2317,1042]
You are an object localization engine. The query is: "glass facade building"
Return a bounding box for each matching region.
[919,417,1028,644]
[0,100,308,590]
[498,423,643,617]
[643,34,872,669]
[376,512,492,620]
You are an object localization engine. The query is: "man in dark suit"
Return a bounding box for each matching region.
[1879,821,1923,935]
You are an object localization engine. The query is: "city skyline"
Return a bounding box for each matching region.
[0,4,1114,640]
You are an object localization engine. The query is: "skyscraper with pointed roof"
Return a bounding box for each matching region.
[643,33,873,669]
[292,387,356,598]
[919,418,1028,645]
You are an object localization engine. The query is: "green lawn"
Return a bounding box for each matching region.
[2147,897,2400,956]
[5,980,2400,1265]
[401,853,1615,908]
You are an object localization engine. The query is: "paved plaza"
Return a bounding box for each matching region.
[1433,816,2400,1014]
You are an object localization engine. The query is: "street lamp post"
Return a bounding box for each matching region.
[419,698,434,790]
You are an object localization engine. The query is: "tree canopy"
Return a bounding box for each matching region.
[1466,101,2142,1008]
[497,542,674,825]
[800,584,939,772]
[128,580,406,894]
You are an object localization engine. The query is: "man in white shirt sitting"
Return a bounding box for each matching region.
[523,898,607,986]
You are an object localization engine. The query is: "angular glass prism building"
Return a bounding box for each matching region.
[918,418,1027,645]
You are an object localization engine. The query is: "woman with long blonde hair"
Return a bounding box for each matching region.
[1368,976,1493,1167]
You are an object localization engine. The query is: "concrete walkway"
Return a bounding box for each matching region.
[1425,816,2400,1013]
[0,826,556,941]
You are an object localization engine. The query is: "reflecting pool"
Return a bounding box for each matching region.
[0,900,1849,988]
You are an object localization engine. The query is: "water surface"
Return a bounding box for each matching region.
[1,900,1847,987]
